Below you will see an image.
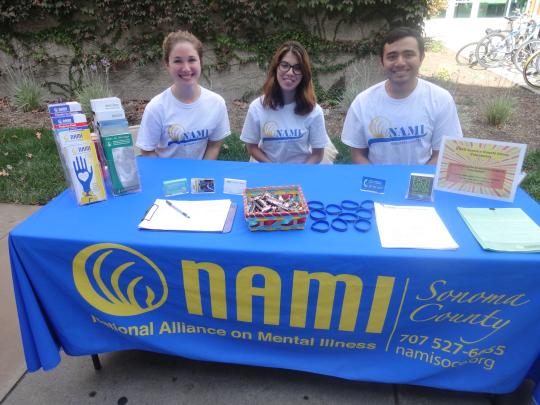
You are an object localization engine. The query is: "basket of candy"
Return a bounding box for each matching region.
[243,185,309,231]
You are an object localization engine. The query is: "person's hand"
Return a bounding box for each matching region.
[73,156,94,193]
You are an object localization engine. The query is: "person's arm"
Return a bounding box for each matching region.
[351,147,371,164]
[205,97,231,160]
[304,148,324,164]
[139,149,159,157]
[245,143,272,163]
[426,150,439,165]
[341,96,371,165]
[203,140,223,160]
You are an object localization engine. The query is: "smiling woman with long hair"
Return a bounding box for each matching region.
[240,41,329,163]
[136,30,230,160]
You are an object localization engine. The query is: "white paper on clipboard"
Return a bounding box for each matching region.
[139,199,232,232]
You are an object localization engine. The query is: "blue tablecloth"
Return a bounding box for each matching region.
[8,157,540,394]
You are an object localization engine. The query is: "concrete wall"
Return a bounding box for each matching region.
[0,19,384,103]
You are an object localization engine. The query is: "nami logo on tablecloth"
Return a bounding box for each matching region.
[73,243,168,316]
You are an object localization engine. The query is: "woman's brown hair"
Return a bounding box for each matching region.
[262,41,316,116]
[162,30,204,69]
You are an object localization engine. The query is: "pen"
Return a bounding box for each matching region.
[166,200,190,219]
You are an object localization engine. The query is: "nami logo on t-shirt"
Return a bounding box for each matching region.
[367,116,426,146]
[167,123,209,145]
[261,121,304,142]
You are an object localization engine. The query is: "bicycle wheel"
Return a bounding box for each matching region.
[513,39,540,70]
[523,50,540,89]
[475,31,510,68]
[456,42,478,66]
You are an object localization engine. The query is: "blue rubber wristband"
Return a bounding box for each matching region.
[308,200,325,211]
[354,218,371,232]
[331,218,348,232]
[311,220,330,233]
[341,200,359,210]
[360,200,375,211]
[310,209,327,221]
[326,204,342,216]
[356,208,373,220]
[338,212,358,223]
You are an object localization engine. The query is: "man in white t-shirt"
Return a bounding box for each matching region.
[341,27,463,165]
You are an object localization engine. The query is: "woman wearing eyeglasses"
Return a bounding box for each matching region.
[240,41,329,163]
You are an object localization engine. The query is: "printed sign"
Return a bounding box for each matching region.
[435,137,526,202]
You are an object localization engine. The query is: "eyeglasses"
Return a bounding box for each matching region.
[278,61,302,75]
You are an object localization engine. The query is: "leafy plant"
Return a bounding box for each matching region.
[426,38,444,53]
[339,55,384,111]
[333,137,352,164]
[218,134,249,162]
[484,95,514,127]
[434,66,451,82]
[4,65,47,112]
[522,149,540,202]
[74,59,113,113]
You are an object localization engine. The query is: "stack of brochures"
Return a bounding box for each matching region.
[91,97,141,196]
[374,203,459,250]
[47,102,107,206]
[458,207,540,252]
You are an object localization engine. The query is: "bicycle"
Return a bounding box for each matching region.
[523,48,540,89]
[475,14,539,68]
[456,42,479,66]
[513,38,540,70]
[455,27,497,67]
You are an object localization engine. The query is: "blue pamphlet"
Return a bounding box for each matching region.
[361,176,385,194]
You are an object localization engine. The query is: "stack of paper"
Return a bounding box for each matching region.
[458,208,540,252]
[91,97,141,196]
[374,203,459,250]
[139,199,233,232]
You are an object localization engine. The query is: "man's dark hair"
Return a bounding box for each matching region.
[380,27,425,60]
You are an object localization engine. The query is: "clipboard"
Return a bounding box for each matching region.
[139,199,236,233]
[222,202,237,233]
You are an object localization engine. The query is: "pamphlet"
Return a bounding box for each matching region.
[458,207,540,252]
[63,141,107,205]
[101,132,141,195]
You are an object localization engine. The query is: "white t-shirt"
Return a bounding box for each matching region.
[341,79,463,165]
[137,86,230,159]
[240,97,329,163]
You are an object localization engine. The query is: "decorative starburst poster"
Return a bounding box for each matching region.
[434,137,527,202]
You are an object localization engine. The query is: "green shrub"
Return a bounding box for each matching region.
[484,95,514,126]
[74,61,113,114]
[5,66,46,112]
[522,149,540,202]
[333,138,352,164]
[340,56,384,111]
[434,67,451,82]
[218,134,250,162]
[426,39,445,53]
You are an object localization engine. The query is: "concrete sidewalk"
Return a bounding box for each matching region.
[0,203,536,404]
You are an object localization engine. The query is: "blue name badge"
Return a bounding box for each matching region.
[361,176,386,194]
[163,178,188,196]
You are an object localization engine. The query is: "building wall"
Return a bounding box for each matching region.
[444,0,535,18]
